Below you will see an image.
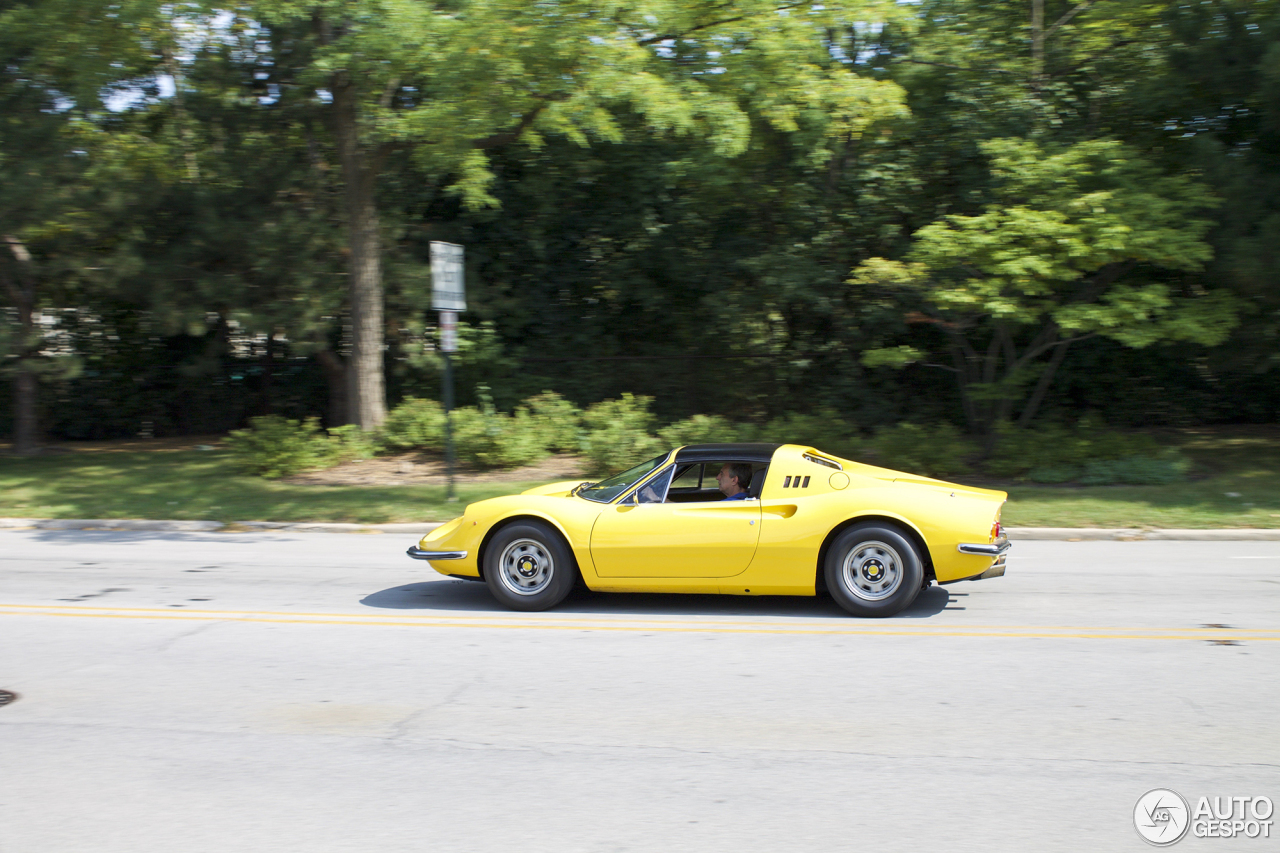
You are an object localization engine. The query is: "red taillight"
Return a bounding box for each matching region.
[991,520,1004,542]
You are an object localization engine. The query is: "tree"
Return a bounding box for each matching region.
[236,0,908,429]
[851,138,1237,442]
[0,0,164,454]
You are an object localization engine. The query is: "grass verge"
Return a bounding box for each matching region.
[0,429,1277,527]
[1000,429,1280,528]
[0,450,547,524]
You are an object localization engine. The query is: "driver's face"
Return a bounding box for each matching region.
[715,465,739,495]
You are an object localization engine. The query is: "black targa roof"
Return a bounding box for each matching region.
[674,443,781,464]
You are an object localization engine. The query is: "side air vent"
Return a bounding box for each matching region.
[802,452,842,471]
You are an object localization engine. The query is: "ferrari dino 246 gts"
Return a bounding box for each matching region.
[407,443,1009,617]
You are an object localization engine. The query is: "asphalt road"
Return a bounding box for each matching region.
[2,529,1278,853]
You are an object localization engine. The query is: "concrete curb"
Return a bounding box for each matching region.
[0,518,442,534]
[0,518,225,532]
[1005,527,1280,541]
[1,518,1278,540]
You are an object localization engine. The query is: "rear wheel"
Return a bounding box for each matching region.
[825,523,924,617]
[483,521,578,612]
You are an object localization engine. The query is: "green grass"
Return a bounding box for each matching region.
[1000,430,1280,528]
[1,429,1277,527]
[0,450,547,524]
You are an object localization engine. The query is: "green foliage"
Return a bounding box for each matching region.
[987,420,1191,485]
[866,423,977,478]
[1077,453,1192,487]
[518,392,582,453]
[225,415,373,479]
[378,398,446,452]
[448,407,549,471]
[325,424,377,466]
[581,394,664,474]
[657,414,743,447]
[760,410,861,458]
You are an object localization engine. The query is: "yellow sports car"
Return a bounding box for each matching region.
[407,443,1009,617]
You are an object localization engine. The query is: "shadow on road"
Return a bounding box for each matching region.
[360,578,961,620]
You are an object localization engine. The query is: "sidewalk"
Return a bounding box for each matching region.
[2,518,1279,539]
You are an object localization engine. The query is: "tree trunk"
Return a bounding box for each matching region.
[332,70,386,431]
[316,348,350,427]
[12,359,38,456]
[3,239,39,455]
[1018,338,1072,426]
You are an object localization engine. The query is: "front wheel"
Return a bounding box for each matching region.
[824,523,924,618]
[483,521,578,612]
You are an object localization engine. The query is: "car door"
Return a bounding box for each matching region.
[590,466,762,578]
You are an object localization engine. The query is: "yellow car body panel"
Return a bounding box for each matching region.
[414,444,1007,593]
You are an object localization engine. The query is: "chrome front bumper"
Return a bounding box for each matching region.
[406,547,468,561]
[957,538,1010,580]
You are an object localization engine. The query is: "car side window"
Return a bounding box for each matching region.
[669,463,702,491]
[634,466,674,504]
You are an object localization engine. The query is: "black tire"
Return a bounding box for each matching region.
[482,521,578,612]
[824,523,924,618]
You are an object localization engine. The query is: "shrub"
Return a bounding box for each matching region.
[378,397,445,452]
[986,418,1189,483]
[1078,451,1191,485]
[657,414,743,447]
[325,424,377,466]
[1026,464,1082,484]
[867,423,976,477]
[226,415,370,479]
[449,406,550,470]
[581,394,664,474]
[761,410,860,458]
[519,391,582,453]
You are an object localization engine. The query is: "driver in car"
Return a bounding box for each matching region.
[716,463,753,501]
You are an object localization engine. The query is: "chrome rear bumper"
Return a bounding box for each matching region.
[957,537,1009,581]
[957,538,1011,557]
[406,547,468,561]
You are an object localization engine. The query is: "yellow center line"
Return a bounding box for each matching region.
[2,602,1277,634]
[2,604,1278,640]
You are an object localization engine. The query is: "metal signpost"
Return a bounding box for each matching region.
[431,241,465,501]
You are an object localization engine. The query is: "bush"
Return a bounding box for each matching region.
[761,410,860,457]
[226,415,372,479]
[519,391,582,453]
[581,394,664,474]
[1078,451,1191,485]
[657,414,743,447]
[378,397,446,452]
[866,423,976,477]
[325,424,377,466]
[448,406,550,470]
[987,418,1189,483]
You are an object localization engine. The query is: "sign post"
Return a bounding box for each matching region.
[431,242,465,502]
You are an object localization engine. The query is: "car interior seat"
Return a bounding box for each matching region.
[747,468,766,498]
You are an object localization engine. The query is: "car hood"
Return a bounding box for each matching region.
[520,480,586,497]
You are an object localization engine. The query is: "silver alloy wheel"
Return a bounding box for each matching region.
[841,540,904,601]
[497,538,555,596]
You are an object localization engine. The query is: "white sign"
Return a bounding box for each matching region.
[439,310,458,354]
[431,241,466,311]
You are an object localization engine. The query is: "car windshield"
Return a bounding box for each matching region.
[578,453,669,503]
